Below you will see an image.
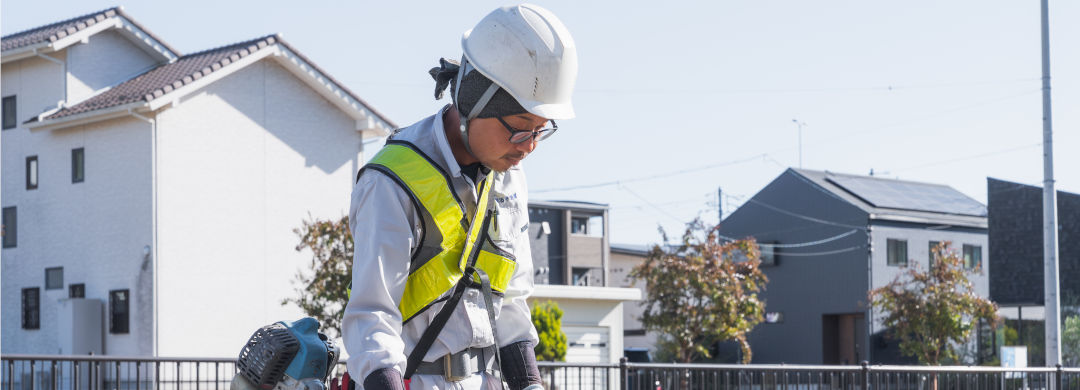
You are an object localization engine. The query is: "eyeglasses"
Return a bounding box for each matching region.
[496,116,558,144]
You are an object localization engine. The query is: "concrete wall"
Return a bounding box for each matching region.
[66,29,161,103]
[1,115,153,355]
[568,235,603,269]
[609,251,656,350]
[4,53,154,355]
[718,170,870,364]
[528,286,633,364]
[154,58,362,357]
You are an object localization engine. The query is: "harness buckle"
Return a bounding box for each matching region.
[443,351,470,382]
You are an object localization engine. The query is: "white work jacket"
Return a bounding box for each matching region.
[343,106,539,389]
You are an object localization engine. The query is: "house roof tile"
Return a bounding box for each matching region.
[45,35,278,120]
[1,7,179,55]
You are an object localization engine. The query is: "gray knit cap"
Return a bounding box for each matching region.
[430,58,527,119]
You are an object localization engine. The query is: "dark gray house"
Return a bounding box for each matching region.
[987,178,1080,366]
[528,200,611,286]
[717,168,989,364]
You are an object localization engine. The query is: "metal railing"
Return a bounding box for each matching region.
[3,355,1078,390]
[604,360,1080,390]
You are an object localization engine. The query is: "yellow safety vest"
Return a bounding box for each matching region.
[357,140,517,323]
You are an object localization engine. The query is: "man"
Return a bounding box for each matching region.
[343,4,577,390]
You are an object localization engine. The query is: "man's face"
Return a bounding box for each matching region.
[466,113,550,172]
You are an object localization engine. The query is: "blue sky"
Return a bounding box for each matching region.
[4,1,1078,245]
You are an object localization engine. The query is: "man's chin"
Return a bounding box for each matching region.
[483,158,519,173]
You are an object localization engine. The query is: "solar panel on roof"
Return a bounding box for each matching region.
[826,175,987,217]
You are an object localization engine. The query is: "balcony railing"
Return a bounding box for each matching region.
[3,355,1078,390]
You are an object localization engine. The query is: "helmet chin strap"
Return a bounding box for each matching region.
[454,56,501,159]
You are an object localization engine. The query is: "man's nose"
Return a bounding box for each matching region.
[515,137,538,153]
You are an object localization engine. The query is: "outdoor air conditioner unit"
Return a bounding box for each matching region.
[57,298,104,355]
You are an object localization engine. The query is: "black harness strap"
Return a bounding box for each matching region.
[403,176,500,381]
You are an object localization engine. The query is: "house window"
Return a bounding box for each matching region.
[963,244,982,270]
[570,217,589,234]
[570,215,603,237]
[26,156,38,190]
[886,239,908,266]
[2,207,15,248]
[109,289,130,334]
[72,148,85,183]
[2,96,16,130]
[571,267,593,286]
[22,287,40,329]
[45,267,63,290]
[69,283,85,298]
[929,240,941,269]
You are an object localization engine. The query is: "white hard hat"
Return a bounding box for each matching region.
[460,3,578,120]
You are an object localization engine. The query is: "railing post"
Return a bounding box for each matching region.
[619,357,628,390]
[1055,364,1063,390]
[860,361,869,390]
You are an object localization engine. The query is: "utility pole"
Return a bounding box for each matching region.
[792,119,806,168]
[1039,0,1062,366]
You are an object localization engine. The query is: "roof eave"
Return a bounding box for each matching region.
[26,102,149,131]
[271,40,395,137]
[529,200,610,213]
[1,42,53,63]
[869,212,988,230]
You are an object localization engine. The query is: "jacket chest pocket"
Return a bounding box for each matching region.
[490,206,526,244]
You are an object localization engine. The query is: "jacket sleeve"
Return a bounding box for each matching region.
[342,170,417,386]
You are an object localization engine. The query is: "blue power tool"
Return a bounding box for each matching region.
[232,318,340,390]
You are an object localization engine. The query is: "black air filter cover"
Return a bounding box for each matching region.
[237,323,300,390]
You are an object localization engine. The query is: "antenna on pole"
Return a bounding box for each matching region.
[717,186,723,224]
[792,119,807,168]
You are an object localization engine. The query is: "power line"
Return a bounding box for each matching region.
[772,245,867,257]
[742,197,867,230]
[534,90,1040,195]
[618,185,684,224]
[718,229,860,248]
[888,143,1041,173]
[534,153,770,194]
[576,77,1038,96]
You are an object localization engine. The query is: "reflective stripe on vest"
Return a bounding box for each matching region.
[361,141,517,322]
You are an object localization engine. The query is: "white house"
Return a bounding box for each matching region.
[1,7,394,357]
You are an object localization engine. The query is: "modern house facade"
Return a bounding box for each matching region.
[1,7,394,357]
[609,243,657,358]
[717,168,990,364]
[525,200,640,364]
[987,177,1080,366]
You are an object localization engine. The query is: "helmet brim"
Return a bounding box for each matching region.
[518,100,575,120]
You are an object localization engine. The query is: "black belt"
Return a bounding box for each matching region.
[413,346,497,382]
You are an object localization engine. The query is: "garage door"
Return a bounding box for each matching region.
[563,326,609,363]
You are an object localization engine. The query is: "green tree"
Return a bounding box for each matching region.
[282,215,353,339]
[629,219,767,363]
[531,300,567,361]
[869,242,998,365]
[1064,315,1080,367]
